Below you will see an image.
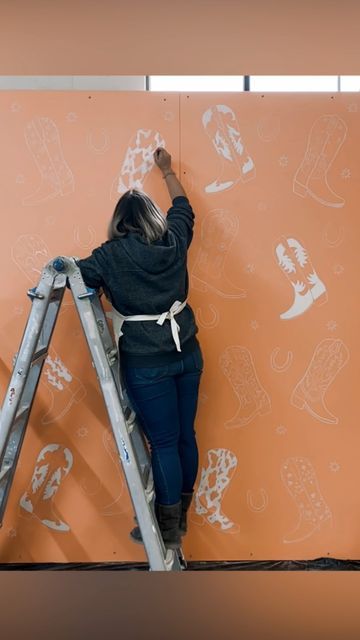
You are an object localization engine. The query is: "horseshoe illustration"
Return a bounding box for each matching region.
[74,225,96,250]
[196,304,220,329]
[270,347,293,372]
[86,129,111,154]
[246,488,269,512]
[323,222,345,248]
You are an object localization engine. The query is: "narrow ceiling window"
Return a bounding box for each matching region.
[340,76,360,91]
[148,76,244,92]
[249,76,339,92]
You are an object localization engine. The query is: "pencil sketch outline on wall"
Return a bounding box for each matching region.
[41,347,87,425]
[190,209,246,299]
[246,488,269,513]
[11,234,73,313]
[281,456,333,544]
[73,225,97,251]
[270,347,294,373]
[22,117,74,206]
[86,128,111,155]
[290,338,349,424]
[220,346,271,429]
[12,234,50,282]
[323,222,345,248]
[202,104,256,193]
[257,114,281,143]
[195,304,220,330]
[293,114,347,208]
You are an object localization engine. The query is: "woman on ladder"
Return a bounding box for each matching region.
[76,147,203,550]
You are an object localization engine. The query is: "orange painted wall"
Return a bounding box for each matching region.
[0,91,359,562]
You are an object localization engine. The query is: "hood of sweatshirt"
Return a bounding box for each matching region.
[118,229,180,275]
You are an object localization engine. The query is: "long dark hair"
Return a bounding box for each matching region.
[108,189,167,244]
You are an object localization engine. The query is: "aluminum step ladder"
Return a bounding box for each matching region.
[0,256,186,571]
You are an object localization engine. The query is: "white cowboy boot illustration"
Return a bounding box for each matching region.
[293,115,347,208]
[41,348,86,425]
[286,237,327,306]
[281,457,332,543]
[191,209,246,298]
[111,129,165,199]
[220,346,271,428]
[291,338,349,424]
[191,448,240,533]
[23,117,74,206]
[275,238,313,320]
[19,444,73,531]
[202,104,255,193]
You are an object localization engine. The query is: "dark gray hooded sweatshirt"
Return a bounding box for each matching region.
[76,196,199,366]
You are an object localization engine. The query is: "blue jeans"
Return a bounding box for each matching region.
[121,346,203,505]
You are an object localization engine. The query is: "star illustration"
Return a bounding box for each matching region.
[333,264,344,275]
[66,112,78,123]
[326,320,338,332]
[279,155,289,167]
[276,425,287,436]
[77,426,89,438]
[347,103,358,113]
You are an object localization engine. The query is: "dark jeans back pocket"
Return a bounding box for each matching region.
[192,347,204,372]
[126,364,170,385]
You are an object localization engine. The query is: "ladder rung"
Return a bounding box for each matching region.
[126,410,136,433]
[0,464,12,482]
[27,288,44,300]
[31,347,48,365]
[50,288,64,301]
[14,404,30,424]
[145,482,154,503]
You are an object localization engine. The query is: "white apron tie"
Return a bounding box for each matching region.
[107,299,187,352]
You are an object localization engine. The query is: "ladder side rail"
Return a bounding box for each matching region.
[87,283,185,570]
[0,267,66,523]
[89,295,154,488]
[67,266,175,571]
[0,268,66,456]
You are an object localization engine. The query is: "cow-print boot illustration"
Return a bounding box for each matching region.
[19,444,73,531]
[191,448,240,533]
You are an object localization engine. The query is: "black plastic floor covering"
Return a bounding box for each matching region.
[0,558,360,570]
